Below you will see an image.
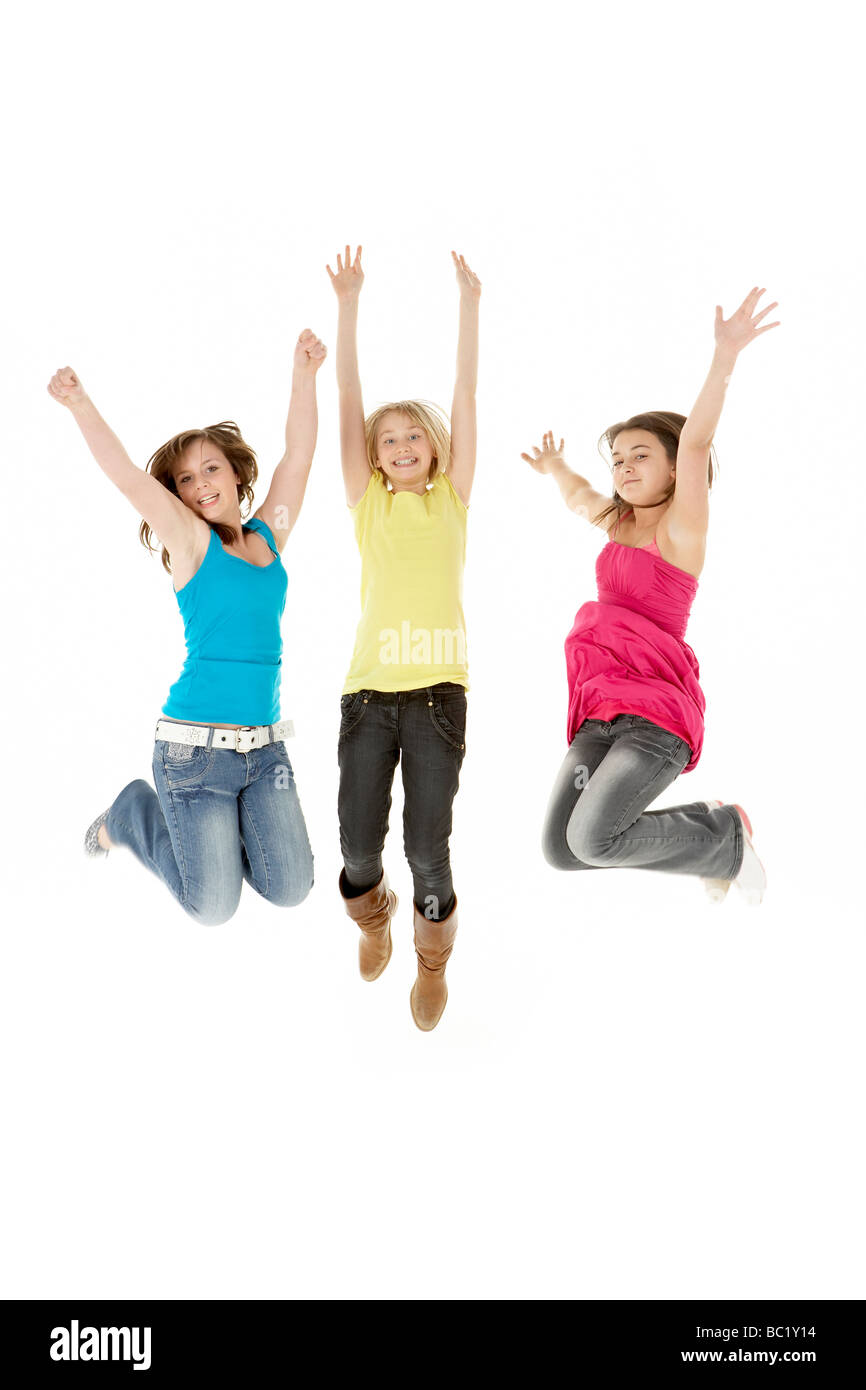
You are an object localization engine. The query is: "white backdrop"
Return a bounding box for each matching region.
[2,0,862,1300]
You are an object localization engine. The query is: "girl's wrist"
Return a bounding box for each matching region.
[711,346,738,373]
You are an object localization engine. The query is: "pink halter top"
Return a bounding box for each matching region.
[563,510,706,771]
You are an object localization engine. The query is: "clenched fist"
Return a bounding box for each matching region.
[47,366,87,410]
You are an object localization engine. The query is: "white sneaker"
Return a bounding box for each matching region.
[700,801,767,905]
[730,803,767,905]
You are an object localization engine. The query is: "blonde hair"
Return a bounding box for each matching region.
[138,421,258,573]
[364,400,451,486]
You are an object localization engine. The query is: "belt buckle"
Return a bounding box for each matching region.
[234,726,258,752]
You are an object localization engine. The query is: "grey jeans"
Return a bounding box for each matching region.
[542,714,743,878]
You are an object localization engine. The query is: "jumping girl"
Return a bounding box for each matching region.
[48,328,325,925]
[525,288,778,902]
[326,245,480,1030]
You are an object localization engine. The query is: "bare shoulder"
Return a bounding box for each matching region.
[656,514,706,580]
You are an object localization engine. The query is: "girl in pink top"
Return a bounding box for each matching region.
[525,288,778,904]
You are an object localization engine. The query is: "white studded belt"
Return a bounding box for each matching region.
[154,718,295,753]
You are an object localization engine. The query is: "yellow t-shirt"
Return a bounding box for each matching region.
[343,469,469,694]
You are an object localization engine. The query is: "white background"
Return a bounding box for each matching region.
[2,0,862,1299]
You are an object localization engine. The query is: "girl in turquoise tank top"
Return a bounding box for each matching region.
[326,245,480,1031]
[47,329,326,926]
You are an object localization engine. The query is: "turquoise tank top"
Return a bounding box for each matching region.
[162,517,288,726]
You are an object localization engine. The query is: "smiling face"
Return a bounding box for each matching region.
[172,439,242,522]
[375,411,435,491]
[611,430,676,507]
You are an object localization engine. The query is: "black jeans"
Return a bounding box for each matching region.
[337,683,467,920]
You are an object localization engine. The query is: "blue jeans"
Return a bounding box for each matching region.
[106,735,314,925]
[542,714,744,878]
[337,683,466,919]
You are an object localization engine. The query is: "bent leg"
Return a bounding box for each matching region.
[567,720,742,877]
[107,778,185,895]
[541,722,612,870]
[239,742,314,908]
[106,747,244,925]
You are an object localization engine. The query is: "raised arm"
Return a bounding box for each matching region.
[447,251,481,507]
[326,244,370,507]
[46,366,202,558]
[667,286,780,542]
[521,431,614,529]
[252,329,326,550]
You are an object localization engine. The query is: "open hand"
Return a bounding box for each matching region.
[294,328,327,374]
[47,365,87,410]
[715,287,780,357]
[521,431,565,475]
[452,250,481,300]
[326,244,364,302]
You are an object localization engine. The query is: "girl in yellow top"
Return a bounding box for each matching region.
[326,245,480,1031]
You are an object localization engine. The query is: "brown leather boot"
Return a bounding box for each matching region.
[410,898,458,1031]
[339,869,398,981]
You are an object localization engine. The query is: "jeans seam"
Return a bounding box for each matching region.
[155,766,192,909]
[241,801,269,897]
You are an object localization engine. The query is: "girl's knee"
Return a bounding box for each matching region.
[182,874,243,927]
[405,849,450,886]
[186,899,239,927]
[260,859,315,910]
[542,826,595,870]
[565,820,616,867]
[541,818,566,868]
[273,875,314,909]
[541,807,588,870]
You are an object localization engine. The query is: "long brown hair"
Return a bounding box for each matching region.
[593,411,718,530]
[139,421,258,573]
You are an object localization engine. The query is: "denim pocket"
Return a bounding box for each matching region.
[428,688,467,753]
[630,717,689,761]
[158,741,213,785]
[165,741,196,762]
[339,691,370,738]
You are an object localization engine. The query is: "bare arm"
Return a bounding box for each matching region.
[448,251,481,506]
[326,245,371,508]
[668,287,780,540]
[47,367,201,556]
[253,329,326,551]
[521,431,614,528]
